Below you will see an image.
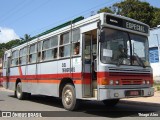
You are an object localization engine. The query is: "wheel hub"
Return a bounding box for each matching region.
[64,89,72,105]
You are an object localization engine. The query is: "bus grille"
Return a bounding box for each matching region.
[121,79,142,85]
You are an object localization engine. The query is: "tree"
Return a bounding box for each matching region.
[151,9,160,27]
[97,7,114,14]
[21,34,31,41]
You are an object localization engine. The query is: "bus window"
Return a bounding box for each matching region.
[59,32,70,58]
[11,50,19,66]
[72,29,80,55]
[19,47,27,65]
[42,36,58,61]
[29,44,37,63]
[60,32,69,45]
[73,42,80,55]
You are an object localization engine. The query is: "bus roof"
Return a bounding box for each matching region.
[5,13,149,53]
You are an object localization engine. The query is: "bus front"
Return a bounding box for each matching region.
[97,13,154,105]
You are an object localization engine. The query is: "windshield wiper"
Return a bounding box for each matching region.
[133,53,145,68]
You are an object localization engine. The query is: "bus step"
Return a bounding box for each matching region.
[93,89,97,98]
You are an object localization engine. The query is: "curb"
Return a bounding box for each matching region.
[119,100,160,107]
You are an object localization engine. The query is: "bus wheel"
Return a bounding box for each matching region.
[62,84,78,111]
[103,99,119,107]
[16,82,25,100]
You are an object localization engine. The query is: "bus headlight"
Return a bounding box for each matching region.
[109,80,114,85]
[147,81,150,84]
[142,80,146,84]
[115,80,119,85]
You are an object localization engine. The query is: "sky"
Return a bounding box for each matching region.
[0,0,160,43]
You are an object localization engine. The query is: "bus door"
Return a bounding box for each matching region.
[6,56,11,89]
[82,29,97,97]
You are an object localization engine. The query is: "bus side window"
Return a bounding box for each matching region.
[53,48,57,58]
[72,28,80,56]
[11,50,19,66]
[73,42,80,55]
[59,32,70,58]
[29,44,37,63]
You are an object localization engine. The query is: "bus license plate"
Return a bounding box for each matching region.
[125,90,141,96]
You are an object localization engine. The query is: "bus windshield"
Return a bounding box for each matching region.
[100,28,149,67]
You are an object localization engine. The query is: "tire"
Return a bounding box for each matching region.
[103,99,119,107]
[62,84,79,111]
[16,82,26,100]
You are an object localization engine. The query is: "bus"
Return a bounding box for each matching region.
[3,13,154,110]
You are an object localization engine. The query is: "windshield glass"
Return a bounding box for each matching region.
[100,28,149,67]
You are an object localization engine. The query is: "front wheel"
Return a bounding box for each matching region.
[103,99,119,107]
[62,84,79,111]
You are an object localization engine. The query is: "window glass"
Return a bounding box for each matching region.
[29,53,37,63]
[43,49,53,60]
[149,47,159,63]
[20,47,27,57]
[64,45,70,57]
[72,29,80,42]
[51,36,58,47]
[12,50,18,58]
[30,44,36,54]
[60,32,69,45]
[38,42,41,52]
[20,56,27,65]
[43,39,50,50]
[11,58,18,66]
[11,50,19,66]
[53,48,58,58]
[72,42,80,55]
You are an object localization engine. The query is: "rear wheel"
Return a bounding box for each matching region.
[16,82,26,100]
[103,99,119,107]
[62,84,79,111]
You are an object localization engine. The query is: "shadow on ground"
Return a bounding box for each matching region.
[9,95,158,118]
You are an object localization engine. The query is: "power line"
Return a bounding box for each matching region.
[0,0,33,23]
[28,0,119,36]
[4,0,51,27]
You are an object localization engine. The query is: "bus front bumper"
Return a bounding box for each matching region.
[99,87,154,100]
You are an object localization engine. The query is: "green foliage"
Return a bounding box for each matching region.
[97,7,114,14]
[20,34,31,42]
[0,39,21,58]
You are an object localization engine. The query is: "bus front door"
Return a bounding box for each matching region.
[82,30,97,97]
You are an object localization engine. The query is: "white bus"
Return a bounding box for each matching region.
[3,13,154,110]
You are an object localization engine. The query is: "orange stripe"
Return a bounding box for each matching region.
[4,79,90,85]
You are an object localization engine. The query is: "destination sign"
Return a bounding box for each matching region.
[106,15,149,34]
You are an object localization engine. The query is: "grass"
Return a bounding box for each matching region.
[153,82,160,91]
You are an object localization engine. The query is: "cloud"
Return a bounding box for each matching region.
[0,27,20,43]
